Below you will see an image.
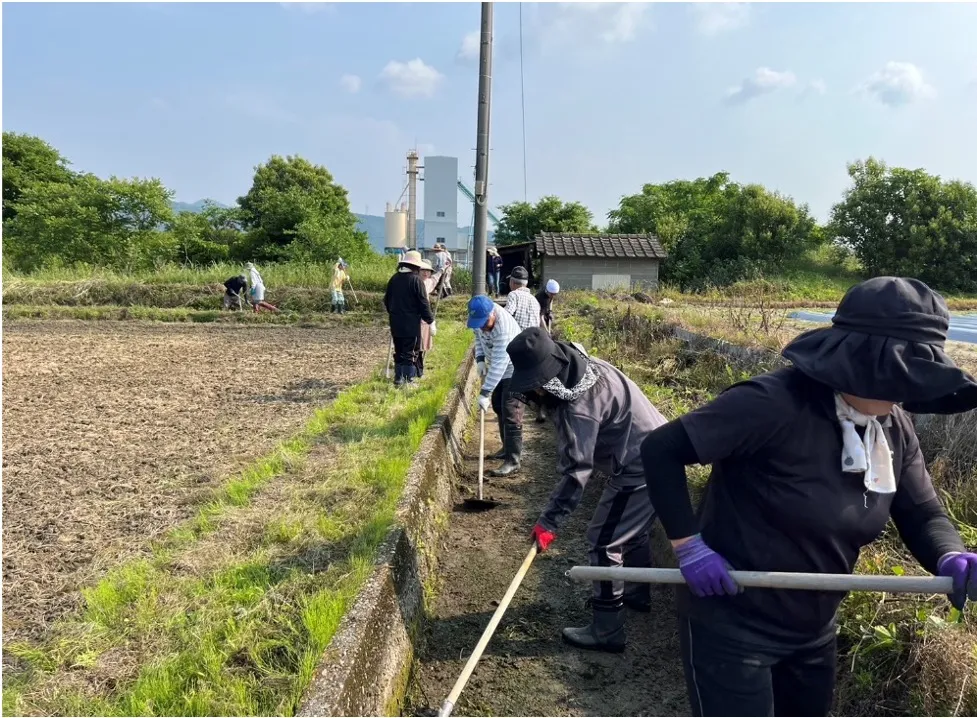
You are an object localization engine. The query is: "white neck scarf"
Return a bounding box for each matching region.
[834,394,896,494]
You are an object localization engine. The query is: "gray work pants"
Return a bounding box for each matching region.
[587,474,656,606]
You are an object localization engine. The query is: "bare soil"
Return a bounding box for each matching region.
[407,413,688,716]
[1,320,386,642]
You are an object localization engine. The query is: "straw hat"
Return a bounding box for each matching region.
[399,250,425,269]
[419,259,433,271]
[487,246,499,255]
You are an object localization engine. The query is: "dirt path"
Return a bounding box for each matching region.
[407,412,688,717]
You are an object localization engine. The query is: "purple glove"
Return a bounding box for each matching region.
[938,552,977,611]
[675,535,740,597]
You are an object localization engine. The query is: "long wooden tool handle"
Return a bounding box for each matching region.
[567,566,952,594]
[384,340,393,379]
[477,409,485,501]
[439,544,538,718]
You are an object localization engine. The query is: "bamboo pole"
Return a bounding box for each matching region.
[439,544,538,717]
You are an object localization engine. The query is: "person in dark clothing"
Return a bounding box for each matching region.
[487,247,503,297]
[222,274,248,310]
[535,279,560,333]
[639,277,977,717]
[383,250,435,387]
[507,327,668,652]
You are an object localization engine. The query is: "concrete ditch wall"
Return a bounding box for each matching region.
[298,346,478,717]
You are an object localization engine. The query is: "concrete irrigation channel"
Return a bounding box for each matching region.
[404,416,688,716]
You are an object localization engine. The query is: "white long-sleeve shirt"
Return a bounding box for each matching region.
[473,305,521,396]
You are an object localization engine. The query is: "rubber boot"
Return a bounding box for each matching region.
[393,364,405,388]
[489,424,521,476]
[562,605,626,653]
[623,583,651,613]
[485,448,506,460]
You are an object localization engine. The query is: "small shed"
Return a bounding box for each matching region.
[535,232,667,291]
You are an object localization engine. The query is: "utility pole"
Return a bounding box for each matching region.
[406,149,419,248]
[471,2,493,297]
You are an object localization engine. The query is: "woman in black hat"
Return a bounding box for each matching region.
[640,277,977,717]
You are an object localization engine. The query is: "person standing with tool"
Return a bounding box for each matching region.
[415,259,439,379]
[506,327,668,652]
[432,243,454,298]
[467,294,523,476]
[639,277,977,717]
[383,250,435,387]
[331,258,349,314]
[535,279,560,333]
[503,266,541,331]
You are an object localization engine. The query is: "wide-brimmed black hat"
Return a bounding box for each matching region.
[507,327,568,393]
[783,276,977,415]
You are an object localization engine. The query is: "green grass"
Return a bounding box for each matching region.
[3,322,473,717]
[2,257,473,294]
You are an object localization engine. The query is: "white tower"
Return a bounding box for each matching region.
[422,156,459,255]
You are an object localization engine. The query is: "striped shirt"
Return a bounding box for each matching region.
[504,287,541,331]
[473,305,521,396]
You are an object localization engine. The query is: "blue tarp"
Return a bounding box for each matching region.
[790,311,977,345]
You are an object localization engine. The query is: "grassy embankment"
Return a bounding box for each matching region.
[2,322,472,717]
[558,297,977,717]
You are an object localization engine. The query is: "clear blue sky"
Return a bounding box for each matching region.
[4,2,977,223]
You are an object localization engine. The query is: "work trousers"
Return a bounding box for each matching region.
[392,335,421,383]
[491,378,523,452]
[588,476,656,605]
[679,616,837,717]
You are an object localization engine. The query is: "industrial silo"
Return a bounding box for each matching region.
[384,202,408,253]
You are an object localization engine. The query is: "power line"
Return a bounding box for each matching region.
[519,2,528,203]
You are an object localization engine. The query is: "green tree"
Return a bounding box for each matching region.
[169,202,248,265]
[830,158,977,292]
[237,154,369,261]
[4,174,174,271]
[493,195,597,247]
[2,132,75,223]
[609,173,822,290]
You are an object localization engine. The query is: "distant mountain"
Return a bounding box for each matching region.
[171,199,229,214]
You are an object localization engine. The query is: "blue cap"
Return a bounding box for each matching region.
[467,295,495,329]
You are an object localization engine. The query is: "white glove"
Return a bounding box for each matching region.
[476,360,487,378]
[477,394,491,413]
[429,321,437,336]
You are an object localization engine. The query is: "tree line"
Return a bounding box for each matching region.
[2,132,371,274]
[494,163,977,293]
[5,131,977,293]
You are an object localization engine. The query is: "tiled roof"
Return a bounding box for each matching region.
[534,232,667,260]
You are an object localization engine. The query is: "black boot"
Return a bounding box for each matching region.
[562,604,625,653]
[489,424,521,477]
[623,583,651,613]
[485,448,506,460]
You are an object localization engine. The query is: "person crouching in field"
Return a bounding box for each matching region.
[223,274,248,310]
[384,250,435,387]
[640,276,977,717]
[507,327,668,651]
[331,258,350,314]
[246,262,279,313]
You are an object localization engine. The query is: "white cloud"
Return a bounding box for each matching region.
[457,30,480,64]
[532,3,650,51]
[279,2,334,14]
[692,3,750,36]
[379,58,444,99]
[724,67,797,105]
[340,74,361,94]
[808,79,827,96]
[859,61,935,107]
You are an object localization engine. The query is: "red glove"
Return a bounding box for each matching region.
[531,524,556,552]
